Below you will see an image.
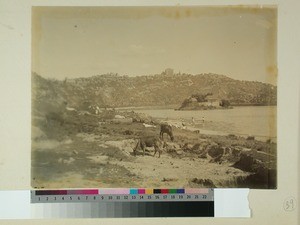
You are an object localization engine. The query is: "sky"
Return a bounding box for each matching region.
[32,6,277,85]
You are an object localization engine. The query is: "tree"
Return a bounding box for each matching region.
[220,99,230,108]
[191,93,213,102]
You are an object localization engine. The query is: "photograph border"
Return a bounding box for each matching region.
[30,4,278,190]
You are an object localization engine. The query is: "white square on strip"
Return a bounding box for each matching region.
[214,189,251,218]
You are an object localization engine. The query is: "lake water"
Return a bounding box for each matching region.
[133,106,277,140]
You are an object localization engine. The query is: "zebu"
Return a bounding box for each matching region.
[133,136,165,158]
[160,124,174,141]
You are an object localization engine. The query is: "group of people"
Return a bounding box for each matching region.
[191,116,205,125]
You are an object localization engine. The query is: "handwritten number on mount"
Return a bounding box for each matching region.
[284,197,296,211]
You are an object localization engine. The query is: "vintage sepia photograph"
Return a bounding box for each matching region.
[31,6,277,189]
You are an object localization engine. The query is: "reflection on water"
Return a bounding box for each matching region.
[133,106,277,139]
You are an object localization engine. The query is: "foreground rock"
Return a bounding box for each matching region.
[232,151,276,188]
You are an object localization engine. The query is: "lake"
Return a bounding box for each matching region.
[132,106,277,140]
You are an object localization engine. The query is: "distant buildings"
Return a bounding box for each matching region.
[163,68,174,76]
[189,96,220,107]
[178,94,223,110]
[204,96,221,107]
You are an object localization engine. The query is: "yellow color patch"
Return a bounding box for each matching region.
[145,189,153,194]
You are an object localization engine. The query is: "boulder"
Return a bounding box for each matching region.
[198,153,207,159]
[191,143,201,152]
[238,164,277,189]
[115,115,125,119]
[232,152,256,172]
[182,143,193,151]
[227,134,238,140]
[207,144,224,158]
[143,123,156,128]
[165,142,181,151]
[191,141,210,153]
[224,147,231,155]
[247,136,255,140]
[66,107,76,112]
[190,178,216,188]
[176,150,184,155]
[136,113,153,124]
[231,146,242,156]
[123,130,134,135]
[209,154,223,163]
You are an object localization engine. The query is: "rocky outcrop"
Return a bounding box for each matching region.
[190,178,216,188]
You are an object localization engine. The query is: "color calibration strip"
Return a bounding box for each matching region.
[30,188,214,217]
[33,188,209,196]
[31,188,213,203]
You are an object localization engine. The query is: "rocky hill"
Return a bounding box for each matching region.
[32,72,277,109]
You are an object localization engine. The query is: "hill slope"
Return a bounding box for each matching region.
[32,72,277,109]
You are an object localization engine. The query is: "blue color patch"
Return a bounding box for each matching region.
[130,189,138,194]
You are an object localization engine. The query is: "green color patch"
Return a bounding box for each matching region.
[169,189,177,194]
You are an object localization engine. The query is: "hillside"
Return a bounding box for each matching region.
[32,72,277,109]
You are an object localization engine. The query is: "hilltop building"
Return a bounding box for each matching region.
[163,68,174,76]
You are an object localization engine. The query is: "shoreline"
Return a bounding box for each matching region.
[129,108,277,143]
[159,119,276,142]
